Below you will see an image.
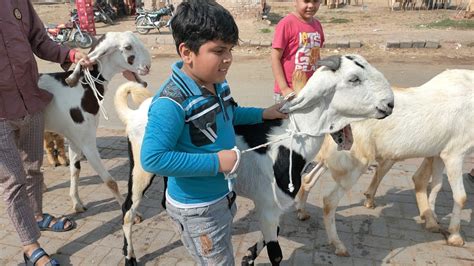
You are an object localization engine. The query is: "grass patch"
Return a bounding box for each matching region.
[418,19,474,29]
[320,17,352,24]
[260,28,272,33]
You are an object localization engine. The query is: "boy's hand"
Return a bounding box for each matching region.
[280,87,294,97]
[217,150,238,173]
[263,103,289,120]
[72,50,94,68]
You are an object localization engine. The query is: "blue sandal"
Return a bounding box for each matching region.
[23,248,60,266]
[37,213,76,232]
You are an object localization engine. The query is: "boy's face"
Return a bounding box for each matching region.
[180,40,234,90]
[294,0,320,21]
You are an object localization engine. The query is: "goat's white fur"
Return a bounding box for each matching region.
[115,54,395,263]
[40,31,151,212]
[298,69,473,256]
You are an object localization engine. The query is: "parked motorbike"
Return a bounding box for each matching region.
[45,11,93,49]
[94,0,116,25]
[135,4,174,34]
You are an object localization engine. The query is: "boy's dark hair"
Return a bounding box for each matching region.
[170,0,239,55]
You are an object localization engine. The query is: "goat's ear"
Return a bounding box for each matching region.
[317,55,341,71]
[88,43,119,61]
[284,81,332,112]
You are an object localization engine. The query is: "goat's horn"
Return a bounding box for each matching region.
[317,55,341,71]
[65,63,82,87]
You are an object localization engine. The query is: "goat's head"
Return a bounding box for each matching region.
[88,31,151,86]
[281,54,394,135]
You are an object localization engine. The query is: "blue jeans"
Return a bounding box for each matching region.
[166,192,237,265]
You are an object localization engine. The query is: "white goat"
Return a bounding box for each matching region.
[297,69,473,256]
[39,31,151,212]
[115,54,394,265]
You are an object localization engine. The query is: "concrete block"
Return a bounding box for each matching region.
[337,40,350,48]
[260,41,272,47]
[386,40,400,48]
[400,40,413,48]
[412,40,426,48]
[349,40,362,48]
[425,40,439,48]
[324,42,338,48]
[239,39,250,46]
[249,40,261,46]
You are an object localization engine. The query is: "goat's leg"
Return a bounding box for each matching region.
[412,157,440,232]
[242,206,282,265]
[295,188,311,221]
[363,160,395,208]
[68,142,86,212]
[123,169,155,266]
[324,170,364,256]
[296,162,327,220]
[54,134,69,166]
[80,144,125,207]
[44,132,60,167]
[441,155,466,246]
[428,157,444,220]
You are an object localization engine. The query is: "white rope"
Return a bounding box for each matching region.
[80,60,109,120]
[226,111,321,210]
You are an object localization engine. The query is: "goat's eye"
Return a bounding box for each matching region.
[349,76,361,84]
[124,45,132,51]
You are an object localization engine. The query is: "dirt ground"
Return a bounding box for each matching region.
[34,0,474,63]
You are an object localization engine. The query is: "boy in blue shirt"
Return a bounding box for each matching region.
[140,0,287,264]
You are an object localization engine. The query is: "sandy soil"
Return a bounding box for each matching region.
[34,0,474,62]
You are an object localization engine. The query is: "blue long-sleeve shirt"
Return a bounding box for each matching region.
[141,61,263,205]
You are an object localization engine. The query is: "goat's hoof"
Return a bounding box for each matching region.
[447,234,464,247]
[425,222,440,233]
[335,248,350,257]
[297,209,311,221]
[133,214,143,224]
[73,205,87,213]
[125,257,138,266]
[363,199,376,209]
[241,255,255,266]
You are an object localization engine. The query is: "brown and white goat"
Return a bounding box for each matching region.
[40,31,151,212]
[115,54,394,265]
[297,69,473,256]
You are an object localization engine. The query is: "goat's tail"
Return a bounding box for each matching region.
[114,81,153,126]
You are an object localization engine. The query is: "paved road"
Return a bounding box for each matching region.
[0,54,472,265]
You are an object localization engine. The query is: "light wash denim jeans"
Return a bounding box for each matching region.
[166,192,237,265]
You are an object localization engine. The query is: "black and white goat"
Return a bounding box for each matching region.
[40,31,151,212]
[114,55,394,265]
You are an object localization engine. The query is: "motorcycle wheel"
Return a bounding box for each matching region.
[136,17,150,35]
[73,31,93,49]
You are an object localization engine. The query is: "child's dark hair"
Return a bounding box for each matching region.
[170,0,239,55]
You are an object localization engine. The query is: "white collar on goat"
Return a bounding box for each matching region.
[281,54,394,136]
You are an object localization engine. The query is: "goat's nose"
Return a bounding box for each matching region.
[387,101,394,109]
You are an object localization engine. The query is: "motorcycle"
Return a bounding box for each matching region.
[94,0,116,25]
[45,11,93,49]
[135,4,174,34]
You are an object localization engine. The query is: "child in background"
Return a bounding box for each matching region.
[140,0,287,264]
[271,0,324,102]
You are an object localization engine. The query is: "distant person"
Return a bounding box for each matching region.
[271,0,324,103]
[140,0,287,264]
[261,0,271,19]
[469,169,474,182]
[0,0,92,265]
